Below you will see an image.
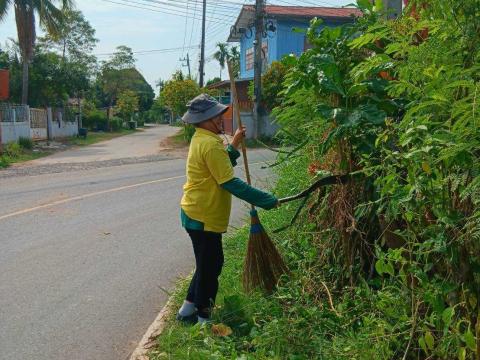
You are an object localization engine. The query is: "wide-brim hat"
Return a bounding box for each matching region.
[182,93,229,124]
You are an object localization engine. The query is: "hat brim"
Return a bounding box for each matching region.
[182,103,228,124]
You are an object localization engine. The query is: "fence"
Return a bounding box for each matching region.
[30,108,48,140]
[0,103,29,123]
[1,103,78,144]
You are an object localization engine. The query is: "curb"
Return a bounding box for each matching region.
[129,296,175,360]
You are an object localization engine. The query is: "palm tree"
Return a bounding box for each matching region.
[229,46,240,77]
[0,0,73,104]
[213,42,229,80]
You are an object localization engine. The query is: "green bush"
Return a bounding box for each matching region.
[183,124,195,142]
[83,110,108,131]
[4,142,22,158]
[109,116,123,132]
[18,137,33,150]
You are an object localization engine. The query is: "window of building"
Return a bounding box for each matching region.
[246,47,254,71]
[245,42,268,71]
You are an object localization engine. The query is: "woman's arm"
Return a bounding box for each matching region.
[221,177,278,210]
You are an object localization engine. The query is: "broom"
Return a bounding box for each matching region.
[227,62,289,294]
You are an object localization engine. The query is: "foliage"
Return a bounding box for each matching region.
[213,43,240,80]
[206,77,221,86]
[4,142,22,157]
[38,9,98,65]
[116,89,139,120]
[160,74,200,117]
[98,48,154,111]
[106,116,122,131]
[213,42,229,80]
[0,0,74,104]
[155,1,480,359]
[260,59,294,110]
[18,136,33,150]
[83,109,108,131]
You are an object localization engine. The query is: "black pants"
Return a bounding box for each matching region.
[186,229,224,318]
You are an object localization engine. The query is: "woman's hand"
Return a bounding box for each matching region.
[231,126,246,149]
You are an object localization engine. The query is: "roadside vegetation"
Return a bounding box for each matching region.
[0,137,48,168]
[153,1,480,359]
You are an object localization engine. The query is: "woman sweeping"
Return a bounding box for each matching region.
[177,94,278,324]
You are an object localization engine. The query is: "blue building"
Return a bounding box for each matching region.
[227,6,360,80]
[210,6,360,137]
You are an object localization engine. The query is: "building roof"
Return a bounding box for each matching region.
[206,78,253,90]
[228,5,361,42]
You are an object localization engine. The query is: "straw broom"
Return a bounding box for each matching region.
[227,62,289,294]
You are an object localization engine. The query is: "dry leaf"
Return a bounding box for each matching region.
[211,323,233,337]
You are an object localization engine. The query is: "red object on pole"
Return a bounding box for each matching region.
[0,69,9,101]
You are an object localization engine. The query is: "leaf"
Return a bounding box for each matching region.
[458,347,466,360]
[356,0,373,12]
[384,261,395,276]
[464,329,476,351]
[422,162,432,174]
[211,323,233,337]
[418,336,428,354]
[442,307,455,328]
[375,259,385,275]
[425,331,435,350]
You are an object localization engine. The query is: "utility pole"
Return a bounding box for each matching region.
[199,0,207,87]
[253,0,265,139]
[180,53,191,79]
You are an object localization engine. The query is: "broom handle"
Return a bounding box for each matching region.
[227,62,254,190]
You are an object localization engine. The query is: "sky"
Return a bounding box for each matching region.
[0,0,351,94]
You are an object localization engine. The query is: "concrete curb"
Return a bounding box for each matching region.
[129,296,175,360]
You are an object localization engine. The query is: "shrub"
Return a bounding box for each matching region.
[109,116,123,132]
[4,142,22,158]
[83,110,108,131]
[18,137,33,150]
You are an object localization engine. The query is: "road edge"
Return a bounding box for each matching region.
[129,295,175,360]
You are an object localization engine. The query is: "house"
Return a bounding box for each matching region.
[228,6,361,80]
[210,5,360,137]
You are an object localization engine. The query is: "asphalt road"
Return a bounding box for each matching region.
[0,126,275,360]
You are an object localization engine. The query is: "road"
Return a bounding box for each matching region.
[0,125,275,360]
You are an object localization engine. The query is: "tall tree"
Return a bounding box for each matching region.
[229,46,240,77]
[213,42,229,80]
[0,0,73,104]
[98,47,154,111]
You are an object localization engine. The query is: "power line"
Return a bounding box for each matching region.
[95,45,199,56]
[100,0,234,25]
[136,0,240,19]
[181,0,190,57]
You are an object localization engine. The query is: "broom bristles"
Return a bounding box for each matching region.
[243,210,289,294]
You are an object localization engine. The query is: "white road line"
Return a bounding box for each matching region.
[0,160,267,222]
[0,175,186,222]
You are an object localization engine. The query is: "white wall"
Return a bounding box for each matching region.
[30,128,47,141]
[50,121,78,139]
[1,121,30,144]
[233,111,279,139]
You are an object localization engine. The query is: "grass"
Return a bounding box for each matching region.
[66,128,138,146]
[150,157,317,359]
[0,149,50,168]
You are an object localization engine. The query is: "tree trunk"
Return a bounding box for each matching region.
[21,59,29,105]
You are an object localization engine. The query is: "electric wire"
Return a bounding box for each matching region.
[137,0,240,19]
[99,0,234,25]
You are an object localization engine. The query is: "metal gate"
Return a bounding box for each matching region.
[30,108,48,140]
